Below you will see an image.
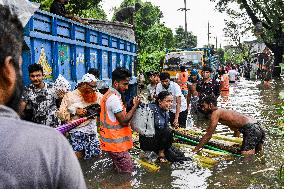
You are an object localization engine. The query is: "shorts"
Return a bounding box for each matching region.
[239,122,265,151]
[169,110,188,128]
[69,131,101,159]
[108,151,133,173]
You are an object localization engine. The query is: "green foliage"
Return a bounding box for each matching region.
[79,6,107,20]
[137,51,165,73]
[134,2,162,32]
[32,0,52,11]
[211,0,284,76]
[115,0,174,73]
[138,23,174,52]
[224,47,246,64]
[115,0,198,73]
[217,48,225,64]
[174,26,197,49]
[31,0,105,19]
[119,0,142,8]
[275,103,284,115]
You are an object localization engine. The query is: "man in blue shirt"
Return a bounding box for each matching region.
[0,5,86,188]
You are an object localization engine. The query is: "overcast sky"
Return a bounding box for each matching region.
[101,0,254,47]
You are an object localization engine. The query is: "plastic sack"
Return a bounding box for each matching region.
[53,74,71,96]
[131,104,155,137]
[0,0,39,27]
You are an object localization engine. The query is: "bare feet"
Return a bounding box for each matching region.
[157,156,167,163]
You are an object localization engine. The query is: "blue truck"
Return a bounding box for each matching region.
[22,10,137,99]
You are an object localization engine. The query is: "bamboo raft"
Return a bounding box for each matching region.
[176,128,243,144]
[174,129,242,154]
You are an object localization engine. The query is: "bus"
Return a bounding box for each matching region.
[162,48,218,78]
[162,50,204,78]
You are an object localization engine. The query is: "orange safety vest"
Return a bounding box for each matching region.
[177,71,188,90]
[99,89,133,152]
[221,74,229,91]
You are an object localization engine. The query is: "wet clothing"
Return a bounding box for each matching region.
[58,89,103,159]
[139,103,173,153]
[69,126,101,159]
[50,1,67,17]
[169,109,188,128]
[139,127,173,153]
[196,79,221,100]
[100,88,134,172]
[0,105,86,189]
[239,122,265,151]
[155,81,188,128]
[100,88,133,152]
[108,151,133,173]
[21,82,60,127]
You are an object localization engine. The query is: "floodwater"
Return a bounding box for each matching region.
[80,78,284,189]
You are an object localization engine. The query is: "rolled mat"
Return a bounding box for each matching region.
[56,115,95,134]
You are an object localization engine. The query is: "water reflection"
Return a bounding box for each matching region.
[82,78,284,188]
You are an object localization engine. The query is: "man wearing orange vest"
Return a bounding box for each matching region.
[220,71,229,91]
[176,66,189,98]
[100,67,140,173]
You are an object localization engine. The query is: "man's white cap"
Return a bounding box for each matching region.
[80,73,97,83]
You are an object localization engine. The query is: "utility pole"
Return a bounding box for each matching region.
[178,0,190,41]
[207,22,210,47]
[215,36,218,50]
[184,0,188,35]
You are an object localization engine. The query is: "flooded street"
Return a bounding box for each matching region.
[81,78,284,189]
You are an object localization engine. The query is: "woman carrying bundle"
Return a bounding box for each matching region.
[139,91,174,162]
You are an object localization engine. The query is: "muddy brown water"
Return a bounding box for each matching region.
[80,78,284,189]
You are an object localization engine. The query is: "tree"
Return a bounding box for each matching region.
[114,0,174,72]
[139,23,174,52]
[224,46,247,65]
[137,51,165,72]
[31,0,106,19]
[79,6,107,20]
[174,26,197,49]
[217,48,225,64]
[223,19,256,64]
[212,0,284,77]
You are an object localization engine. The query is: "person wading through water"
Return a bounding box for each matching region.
[99,67,141,173]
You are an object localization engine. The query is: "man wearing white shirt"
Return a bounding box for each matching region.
[155,72,188,128]
[228,66,239,83]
